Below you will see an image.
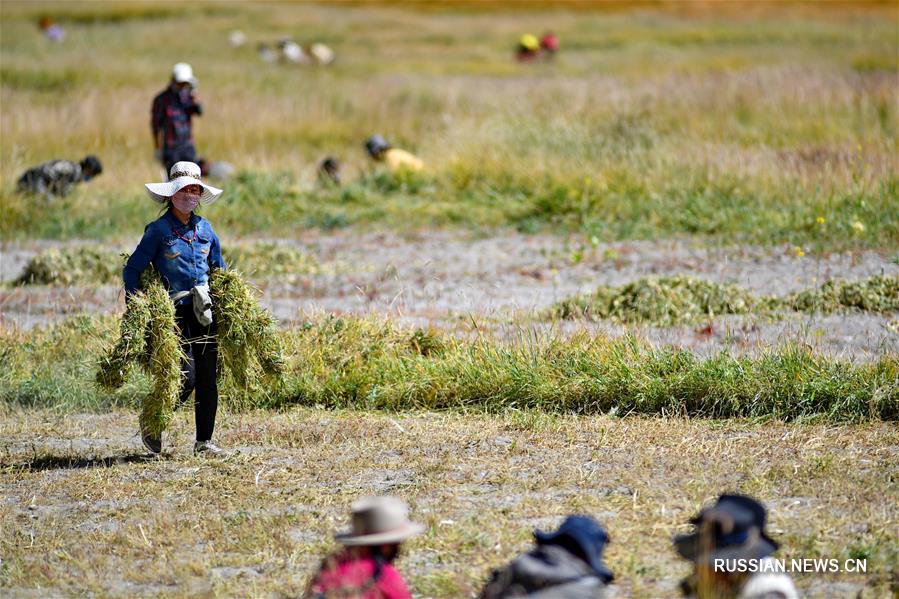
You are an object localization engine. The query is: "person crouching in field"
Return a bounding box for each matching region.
[123,161,226,456]
[365,135,424,174]
[318,156,342,186]
[479,515,614,598]
[674,494,798,599]
[305,496,424,599]
[16,155,102,198]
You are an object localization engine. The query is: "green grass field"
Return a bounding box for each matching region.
[1,1,896,249]
[3,313,897,422]
[1,3,898,597]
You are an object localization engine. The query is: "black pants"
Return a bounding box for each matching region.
[175,302,218,442]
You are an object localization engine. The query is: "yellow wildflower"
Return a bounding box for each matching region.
[851,221,866,233]
[793,246,806,257]
[816,216,826,225]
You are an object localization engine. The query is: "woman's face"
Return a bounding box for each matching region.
[171,184,202,214]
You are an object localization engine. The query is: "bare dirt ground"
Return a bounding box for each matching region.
[1,408,896,598]
[2,231,897,358]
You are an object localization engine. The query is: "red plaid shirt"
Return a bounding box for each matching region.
[151,85,202,152]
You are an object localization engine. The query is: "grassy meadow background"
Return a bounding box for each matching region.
[0,1,897,248]
[2,3,899,598]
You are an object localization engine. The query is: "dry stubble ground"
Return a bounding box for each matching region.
[1,408,897,598]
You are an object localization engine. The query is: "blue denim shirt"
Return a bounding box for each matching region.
[123,210,226,303]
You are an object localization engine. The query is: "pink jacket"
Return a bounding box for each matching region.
[309,552,412,599]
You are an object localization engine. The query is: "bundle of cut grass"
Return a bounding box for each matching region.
[95,269,183,437]
[210,269,286,406]
[95,291,151,390]
[97,267,284,430]
[785,274,899,314]
[137,281,182,437]
[14,247,120,286]
[551,276,760,326]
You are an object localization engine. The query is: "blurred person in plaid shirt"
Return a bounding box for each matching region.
[152,63,203,177]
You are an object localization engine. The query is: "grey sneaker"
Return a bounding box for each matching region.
[141,428,162,454]
[194,441,225,456]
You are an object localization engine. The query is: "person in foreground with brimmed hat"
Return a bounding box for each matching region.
[364,135,424,174]
[478,514,614,598]
[152,63,204,175]
[305,496,425,599]
[674,494,798,599]
[123,161,226,456]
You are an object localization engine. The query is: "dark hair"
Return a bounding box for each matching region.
[321,156,340,172]
[318,156,341,185]
[80,155,103,177]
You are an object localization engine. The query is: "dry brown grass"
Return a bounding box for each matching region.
[1,407,896,597]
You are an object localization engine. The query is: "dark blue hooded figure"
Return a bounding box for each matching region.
[535,515,615,584]
[478,514,614,598]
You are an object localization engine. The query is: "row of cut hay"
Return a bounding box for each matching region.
[4,313,896,422]
[784,274,899,313]
[11,243,320,286]
[551,274,898,325]
[274,316,899,422]
[13,246,122,286]
[550,276,762,326]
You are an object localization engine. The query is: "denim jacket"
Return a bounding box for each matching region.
[123,210,225,303]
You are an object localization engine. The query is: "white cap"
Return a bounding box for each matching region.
[172,62,198,87]
[228,30,247,48]
[281,42,308,64]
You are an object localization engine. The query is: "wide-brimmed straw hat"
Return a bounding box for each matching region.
[673,494,779,563]
[145,161,222,205]
[335,496,425,546]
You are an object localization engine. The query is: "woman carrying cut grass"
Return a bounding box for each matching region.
[123,161,226,456]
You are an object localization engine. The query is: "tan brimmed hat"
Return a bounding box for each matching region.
[335,496,425,546]
[145,161,222,205]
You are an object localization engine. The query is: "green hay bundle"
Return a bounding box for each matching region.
[784,274,899,314]
[210,269,286,405]
[551,276,760,326]
[95,268,183,437]
[138,281,182,437]
[98,267,284,431]
[95,291,152,390]
[15,247,120,286]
